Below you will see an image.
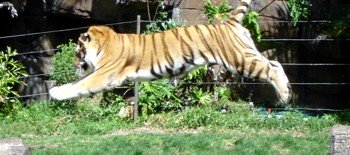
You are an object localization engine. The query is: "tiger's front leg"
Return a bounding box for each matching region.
[49,71,126,100]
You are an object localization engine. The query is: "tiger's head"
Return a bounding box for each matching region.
[74,26,114,73]
[74,33,90,72]
[270,61,292,105]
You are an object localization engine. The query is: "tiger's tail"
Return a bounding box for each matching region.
[231,0,251,23]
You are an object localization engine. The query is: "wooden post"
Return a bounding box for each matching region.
[133,15,141,122]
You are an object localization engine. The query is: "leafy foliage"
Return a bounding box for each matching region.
[139,80,182,116]
[188,88,213,106]
[0,47,27,114]
[204,0,261,42]
[329,9,350,38]
[287,0,311,25]
[144,0,181,34]
[203,0,232,24]
[243,11,262,42]
[50,40,78,85]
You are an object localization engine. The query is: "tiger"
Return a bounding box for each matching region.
[49,0,291,104]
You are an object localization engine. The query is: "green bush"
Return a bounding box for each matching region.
[50,40,78,85]
[0,47,27,114]
[204,0,232,24]
[204,0,261,42]
[328,8,350,38]
[143,0,181,34]
[287,0,311,25]
[139,80,182,116]
[243,11,262,42]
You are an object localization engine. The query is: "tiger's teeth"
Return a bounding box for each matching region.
[75,66,83,77]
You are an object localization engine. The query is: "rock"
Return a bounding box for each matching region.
[330,125,350,155]
[0,138,31,155]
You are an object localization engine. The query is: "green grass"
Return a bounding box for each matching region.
[26,132,329,155]
[0,98,342,154]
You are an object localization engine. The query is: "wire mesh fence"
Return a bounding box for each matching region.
[1,18,349,114]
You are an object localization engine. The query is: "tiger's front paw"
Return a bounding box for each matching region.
[49,86,68,100]
[49,84,79,100]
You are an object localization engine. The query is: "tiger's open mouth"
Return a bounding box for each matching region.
[75,61,89,77]
[74,33,90,76]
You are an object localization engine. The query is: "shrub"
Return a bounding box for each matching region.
[204,0,261,42]
[0,47,27,114]
[204,0,232,24]
[50,40,78,85]
[139,80,182,116]
[243,11,262,42]
[287,0,311,25]
[143,0,181,34]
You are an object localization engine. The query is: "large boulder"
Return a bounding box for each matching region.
[0,138,31,155]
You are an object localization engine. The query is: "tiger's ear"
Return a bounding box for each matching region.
[80,33,90,42]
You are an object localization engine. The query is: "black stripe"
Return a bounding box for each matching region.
[184,28,194,41]
[248,59,257,77]
[241,1,249,7]
[179,64,186,74]
[152,34,163,74]
[216,48,228,69]
[195,26,218,63]
[182,40,196,65]
[151,67,162,79]
[266,65,271,80]
[270,61,278,67]
[150,47,162,79]
[213,26,237,70]
[183,56,192,64]
[198,50,209,62]
[216,25,232,52]
[205,25,217,41]
[136,35,146,72]
[255,68,263,80]
[224,24,246,73]
[91,29,105,37]
[162,32,175,68]
[235,9,246,15]
[218,55,228,69]
[133,35,140,72]
[166,66,174,76]
[227,20,239,25]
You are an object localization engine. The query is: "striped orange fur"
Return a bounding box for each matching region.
[50,0,291,104]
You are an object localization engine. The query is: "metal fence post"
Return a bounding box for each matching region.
[133,15,141,122]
